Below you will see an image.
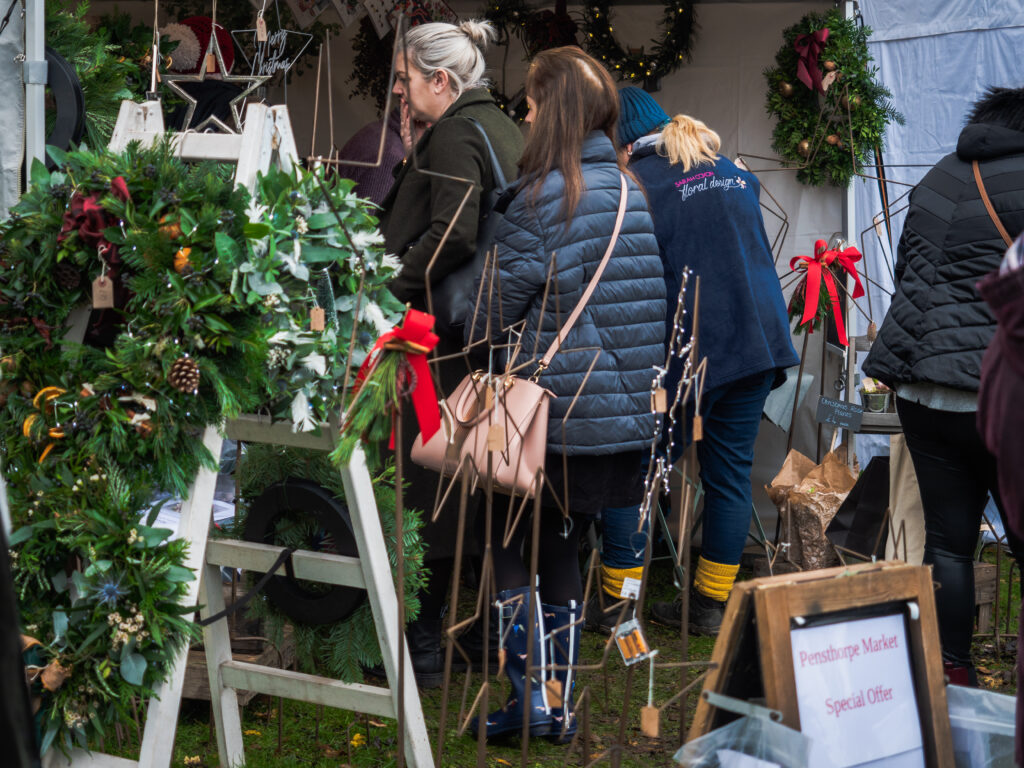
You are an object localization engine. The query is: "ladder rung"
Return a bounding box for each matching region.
[206,540,365,588]
[225,414,335,450]
[220,660,395,718]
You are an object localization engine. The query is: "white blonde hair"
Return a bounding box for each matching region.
[400,20,495,98]
[658,114,721,171]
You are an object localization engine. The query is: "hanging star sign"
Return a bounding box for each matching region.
[232,3,314,83]
[162,20,270,133]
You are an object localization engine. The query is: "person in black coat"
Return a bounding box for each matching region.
[863,86,1024,686]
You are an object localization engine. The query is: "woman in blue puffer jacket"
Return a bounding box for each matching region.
[467,47,665,743]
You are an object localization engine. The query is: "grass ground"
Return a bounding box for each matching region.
[110,551,1019,768]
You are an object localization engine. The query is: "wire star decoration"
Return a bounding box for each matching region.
[162,21,270,133]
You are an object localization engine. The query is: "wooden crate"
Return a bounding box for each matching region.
[183,583,296,704]
[975,561,998,635]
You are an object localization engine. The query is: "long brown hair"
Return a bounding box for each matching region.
[520,46,622,221]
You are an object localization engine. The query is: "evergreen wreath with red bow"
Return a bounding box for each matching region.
[764,9,902,187]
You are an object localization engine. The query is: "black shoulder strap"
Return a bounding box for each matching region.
[464,117,508,190]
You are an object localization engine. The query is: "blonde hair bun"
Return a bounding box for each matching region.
[458,19,496,50]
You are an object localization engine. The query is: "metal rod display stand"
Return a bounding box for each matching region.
[45,101,434,768]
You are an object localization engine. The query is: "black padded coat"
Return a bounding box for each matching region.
[863,122,1024,391]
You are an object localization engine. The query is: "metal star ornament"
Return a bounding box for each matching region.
[162,22,270,132]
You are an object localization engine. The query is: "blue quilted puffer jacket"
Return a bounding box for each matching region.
[467,131,666,455]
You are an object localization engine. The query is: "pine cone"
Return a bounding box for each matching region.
[168,356,200,393]
[55,262,82,291]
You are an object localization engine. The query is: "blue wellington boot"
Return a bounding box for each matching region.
[469,585,552,740]
[541,600,580,744]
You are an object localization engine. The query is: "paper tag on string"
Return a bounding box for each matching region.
[620,576,642,600]
[206,53,217,73]
[256,16,268,42]
[544,678,563,708]
[693,415,704,442]
[486,423,505,451]
[874,214,885,238]
[310,306,325,331]
[640,706,660,738]
[92,276,114,309]
[651,388,667,413]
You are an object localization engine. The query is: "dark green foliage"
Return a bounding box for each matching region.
[46,2,138,149]
[764,10,904,187]
[580,0,698,84]
[235,446,427,682]
[1,138,409,753]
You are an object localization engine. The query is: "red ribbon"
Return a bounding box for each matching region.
[794,28,829,94]
[355,308,441,449]
[789,239,864,346]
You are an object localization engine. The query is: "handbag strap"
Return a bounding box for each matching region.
[466,117,508,191]
[973,160,1013,248]
[537,173,629,372]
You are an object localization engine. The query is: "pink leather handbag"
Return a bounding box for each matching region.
[411,174,630,498]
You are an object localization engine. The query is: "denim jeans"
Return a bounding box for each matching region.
[696,370,774,566]
[601,370,773,570]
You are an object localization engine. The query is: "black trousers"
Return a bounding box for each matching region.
[897,397,1024,668]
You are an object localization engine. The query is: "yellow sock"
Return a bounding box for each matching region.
[693,557,738,602]
[601,564,643,599]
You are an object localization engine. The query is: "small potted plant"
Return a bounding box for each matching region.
[860,378,892,412]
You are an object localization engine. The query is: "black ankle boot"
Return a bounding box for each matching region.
[455,615,501,674]
[365,616,462,689]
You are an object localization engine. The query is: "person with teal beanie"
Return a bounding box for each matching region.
[593,87,798,637]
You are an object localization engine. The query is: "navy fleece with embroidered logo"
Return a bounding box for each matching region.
[629,146,798,393]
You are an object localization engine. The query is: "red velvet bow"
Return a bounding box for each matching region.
[789,239,864,346]
[356,308,441,448]
[794,27,829,94]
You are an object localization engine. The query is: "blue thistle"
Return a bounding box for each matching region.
[93,574,127,607]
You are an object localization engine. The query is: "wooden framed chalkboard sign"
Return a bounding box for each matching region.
[690,561,953,768]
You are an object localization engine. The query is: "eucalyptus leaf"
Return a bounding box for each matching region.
[120,652,147,686]
[247,270,284,296]
[53,610,68,640]
[165,565,194,583]
[135,525,173,547]
[7,525,34,546]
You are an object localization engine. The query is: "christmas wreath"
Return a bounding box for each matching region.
[1,140,410,753]
[235,446,426,682]
[764,9,903,187]
[580,0,697,86]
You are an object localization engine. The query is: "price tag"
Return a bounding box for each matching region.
[620,576,642,600]
[651,387,667,413]
[310,306,325,331]
[486,423,505,451]
[544,678,563,708]
[640,706,660,738]
[92,276,114,309]
[206,53,217,73]
[256,15,268,42]
[693,415,703,442]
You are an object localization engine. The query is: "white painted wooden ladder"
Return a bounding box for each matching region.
[47,101,433,768]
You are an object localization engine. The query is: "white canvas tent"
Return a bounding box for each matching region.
[8,0,1024,536]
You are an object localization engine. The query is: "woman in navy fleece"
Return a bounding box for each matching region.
[613,89,798,635]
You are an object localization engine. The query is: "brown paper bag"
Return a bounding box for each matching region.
[766,450,856,571]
